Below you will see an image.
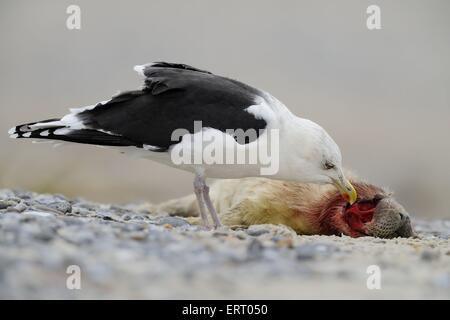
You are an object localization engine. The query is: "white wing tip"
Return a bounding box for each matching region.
[133,64,146,76]
[8,126,18,138]
[8,127,16,135]
[134,62,158,76]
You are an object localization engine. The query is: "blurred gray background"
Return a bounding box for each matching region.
[1,0,449,218]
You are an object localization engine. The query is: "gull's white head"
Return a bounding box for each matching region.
[281,117,357,204]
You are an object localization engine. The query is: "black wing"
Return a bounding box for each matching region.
[74,62,267,150]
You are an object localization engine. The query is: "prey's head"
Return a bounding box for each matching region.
[321,183,415,238]
[292,119,357,204]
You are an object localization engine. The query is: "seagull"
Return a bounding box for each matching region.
[8,62,357,228]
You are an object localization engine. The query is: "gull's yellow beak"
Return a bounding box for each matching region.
[333,177,357,204]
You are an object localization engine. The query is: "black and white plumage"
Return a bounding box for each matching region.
[9,62,357,228]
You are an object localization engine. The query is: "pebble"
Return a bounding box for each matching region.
[22,211,54,217]
[0,199,18,210]
[273,237,294,249]
[246,225,271,236]
[12,203,27,212]
[121,214,132,221]
[69,207,91,217]
[247,238,264,260]
[156,216,189,227]
[48,202,72,214]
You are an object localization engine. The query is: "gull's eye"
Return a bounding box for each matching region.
[323,161,335,170]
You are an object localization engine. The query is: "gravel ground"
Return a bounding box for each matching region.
[0,189,449,299]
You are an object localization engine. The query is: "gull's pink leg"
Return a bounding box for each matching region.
[202,183,222,228]
[193,174,210,228]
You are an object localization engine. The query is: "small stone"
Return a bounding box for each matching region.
[122,214,132,221]
[13,203,27,212]
[0,199,17,209]
[274,237,294,249]
[74,202,98,211]
[70,208,91,217]
[22,211,54,218]
[234,231,248,240]
[157,216,189,227]
[246,225,270,236]
[11,190,32,200]
[47,201,72,214]
[247,238,264,260]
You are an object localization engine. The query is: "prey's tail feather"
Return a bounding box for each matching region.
[9,119,139,147]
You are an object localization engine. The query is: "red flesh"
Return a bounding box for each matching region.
[343,200,378,233]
